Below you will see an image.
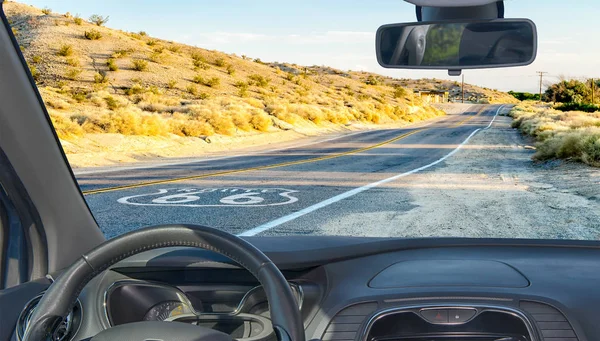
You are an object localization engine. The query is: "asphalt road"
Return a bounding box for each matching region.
[77,104,507,238]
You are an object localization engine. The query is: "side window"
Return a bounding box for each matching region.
[0,149,47,289]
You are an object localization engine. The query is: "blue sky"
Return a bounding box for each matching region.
[15,0,600,92]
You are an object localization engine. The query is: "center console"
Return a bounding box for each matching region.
[364,305,533,341]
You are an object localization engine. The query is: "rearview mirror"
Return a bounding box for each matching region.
[376,19,537,71]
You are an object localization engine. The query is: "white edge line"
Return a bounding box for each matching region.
[237,105,504,237]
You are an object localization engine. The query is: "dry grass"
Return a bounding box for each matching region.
[4,1,524,145]
[510,103,600,166]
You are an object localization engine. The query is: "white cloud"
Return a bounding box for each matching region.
[193,32,273,44]
[189,31,373,46]
[286,31,374,44]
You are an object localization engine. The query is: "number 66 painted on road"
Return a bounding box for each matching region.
[117,187,298,207]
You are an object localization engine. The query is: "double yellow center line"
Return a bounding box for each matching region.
[82,107,486,195]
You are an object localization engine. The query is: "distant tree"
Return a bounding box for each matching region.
[544,80,591,103]
[508,91,539,101]
[89,14,109,26]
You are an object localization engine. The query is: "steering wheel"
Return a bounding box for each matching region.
[22,224,305,341]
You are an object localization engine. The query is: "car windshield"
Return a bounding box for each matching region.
[4,1,599,240]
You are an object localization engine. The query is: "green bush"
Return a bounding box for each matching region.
[65,68,82,80]
[214,58,225,67]
[193,75,220,87]
[393,87,407,98]
[106,58,118,71]
[248,74,270,87]
[365,75,380,86]
[554,102,600,113]
[94,71,109,84]
[508,90,540,101]
[41,7,52,15]
[84,29,102,40]
[66,57,80,67]
[73,15,83,25]
[104,96,119,110]
[29,65,39,81]
[111,49,131,59]
[226,64,235,75]
[131,59,148,71]
[186,84,198,95]
[57,44,73,57]
[89,14,109,26]
[167,80,177,89]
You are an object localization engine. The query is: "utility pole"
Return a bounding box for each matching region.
[592,78,595,105]
[461,74,465,103]
[537,71,547,102]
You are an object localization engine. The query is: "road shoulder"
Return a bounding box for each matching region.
[319,114,600,239]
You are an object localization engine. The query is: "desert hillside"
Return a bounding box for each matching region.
[3,1,517,165]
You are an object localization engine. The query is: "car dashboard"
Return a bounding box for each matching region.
[12,237,600,341]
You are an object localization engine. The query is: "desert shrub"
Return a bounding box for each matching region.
[554,102,600,113]
[510,104,600,166]
[365,75,380,85]
[146,39,158,46]
[31,55,42,63]
[393,86,407,98]
[111,49,131,59]
[66,57,79,67]
[50,114,84,138]
[65,68,82,80]
[198,92,210,100]
[84,29,102,40]
[166,80,177,89]
[57,44,73,57]
[214,58,225,67]
[73,15,82,25]
[138,31,147,36]
[41,7,52,15]
[226,64,235,75]
[70,90,87,102]
[89,14,109,26]
[106,58,118,71]
[193,75,220,87]
[124,84,144,96]
[168,45,181,53]
[131,59,148,71]
[248,74,270,87]
[104,96,120,110]
[29,65,39,81]
[93,71,109,84]
[186,84,198,95]
[149,52,165,63]
[251,112,272,131]
[204,77,220,87]
[191,53,209,69]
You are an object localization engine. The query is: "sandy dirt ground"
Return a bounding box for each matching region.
[319,114,600,239]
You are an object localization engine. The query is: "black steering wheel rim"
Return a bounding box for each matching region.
[22,224,305,341]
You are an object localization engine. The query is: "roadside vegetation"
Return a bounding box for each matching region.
[510,103,600,166]
[5,1,519,147]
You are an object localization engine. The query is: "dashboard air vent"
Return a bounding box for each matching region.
[322,302,378,341]
[520,301,578,341]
